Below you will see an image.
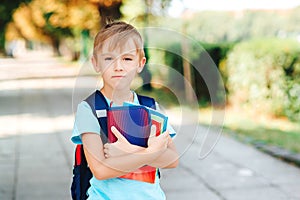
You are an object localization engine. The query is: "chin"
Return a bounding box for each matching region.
[113,79,132,90]
[112,83,130,91]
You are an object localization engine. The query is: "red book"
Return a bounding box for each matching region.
[107,105,157,183]
[107,106,151,147]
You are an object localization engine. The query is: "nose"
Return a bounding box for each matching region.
[113,58,124,71]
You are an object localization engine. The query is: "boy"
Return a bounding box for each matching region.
[71,21,179,200]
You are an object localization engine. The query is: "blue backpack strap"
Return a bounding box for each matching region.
[137,94,156,110]
[84,90,109,143]
[71,91,109,200]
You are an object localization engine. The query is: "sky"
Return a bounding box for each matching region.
[168,0,300,16]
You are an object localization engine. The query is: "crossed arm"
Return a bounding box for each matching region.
[81,126,179,180]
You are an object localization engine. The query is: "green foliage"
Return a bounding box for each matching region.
[225,38,300,120]
[285,79,300,121]
[43,11,73,39]
[164,42,184,92]
[135,86,179,108]
[121,0,145,23]
[164,41,233,104]
[161,8,300,44]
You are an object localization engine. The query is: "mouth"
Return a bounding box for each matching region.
[111,75,125,78]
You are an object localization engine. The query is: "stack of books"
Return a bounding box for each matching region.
[107,102,168,183]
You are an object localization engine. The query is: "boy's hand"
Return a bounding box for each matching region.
[103,126,144,158]
[147,125,170,154]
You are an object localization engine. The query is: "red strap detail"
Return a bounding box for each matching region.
[75,145,82,166]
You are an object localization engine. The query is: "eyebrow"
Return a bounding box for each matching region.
[99,52,136,57]
[99,53,113,57]
[122,53,136,57]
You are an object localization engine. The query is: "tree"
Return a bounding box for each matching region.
[0,0,32,53]
[6,0,101,57]
[89,0,123,26]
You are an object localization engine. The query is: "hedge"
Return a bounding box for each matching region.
[225,38,300,121]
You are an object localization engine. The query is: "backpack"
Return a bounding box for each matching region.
[71,90,157,200]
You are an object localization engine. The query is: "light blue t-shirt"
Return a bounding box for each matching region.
[71,92,176,200]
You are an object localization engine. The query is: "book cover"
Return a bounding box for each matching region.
[107,106,151,147]
[123,102,168,136]
[148,107,168,136]
[106,103,168,184]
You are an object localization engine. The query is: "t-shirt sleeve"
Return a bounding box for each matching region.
[71,101,100,144]
[155,102,176,138]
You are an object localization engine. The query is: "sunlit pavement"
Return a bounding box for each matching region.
[1,57,300,200]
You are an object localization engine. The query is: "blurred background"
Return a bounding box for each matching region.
[2,0,300,156]
[1,0,300,199]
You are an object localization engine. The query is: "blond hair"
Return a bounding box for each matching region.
[93,21,145,60]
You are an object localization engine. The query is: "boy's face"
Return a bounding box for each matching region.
[92,38,146,91]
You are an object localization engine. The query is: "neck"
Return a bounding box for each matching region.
[101,86,133,105]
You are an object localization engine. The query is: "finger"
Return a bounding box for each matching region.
[149,125,156,138]
[162,130,170,136]
[158,131,168,139]
[167,134,173,144]
[111,126,127,142]
[104,143,112,150]
[164,131,170,139]
[103,148,108,154]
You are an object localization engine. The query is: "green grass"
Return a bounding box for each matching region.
[224,126,300,153]
[199,107,300,153]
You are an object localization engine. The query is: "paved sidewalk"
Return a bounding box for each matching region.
[0,57,78,81]
[1,57,300,200]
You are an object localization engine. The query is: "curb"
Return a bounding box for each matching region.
[224,129,300,168]
[254,143,300,167]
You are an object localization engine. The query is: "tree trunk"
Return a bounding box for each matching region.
[0,31,5,55]
[51,37,60,56]
[97,2,122,27]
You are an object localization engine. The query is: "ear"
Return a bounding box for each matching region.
[91,56,101,73]
[137,57,146,73]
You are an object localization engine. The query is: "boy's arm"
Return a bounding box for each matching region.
[81,127,169,180]
[147,135,179,168]
[103,130,179,169]
[150,103,179,168]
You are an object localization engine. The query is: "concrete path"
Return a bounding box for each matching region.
[0,57,300,200]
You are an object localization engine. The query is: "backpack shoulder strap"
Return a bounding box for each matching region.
[72,91,109,200]
[85,90,109,115]
[84,92,97,117]
[137,94,156,110]
[84,90,109,143]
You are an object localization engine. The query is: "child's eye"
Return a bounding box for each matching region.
[123,57,133,61]
[104,57,113,61]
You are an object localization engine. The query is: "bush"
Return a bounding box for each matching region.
[285,79,300,121]
[225,38,300,120]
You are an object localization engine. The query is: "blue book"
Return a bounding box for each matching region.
[107,105,151,147]
[123,102,168,136]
